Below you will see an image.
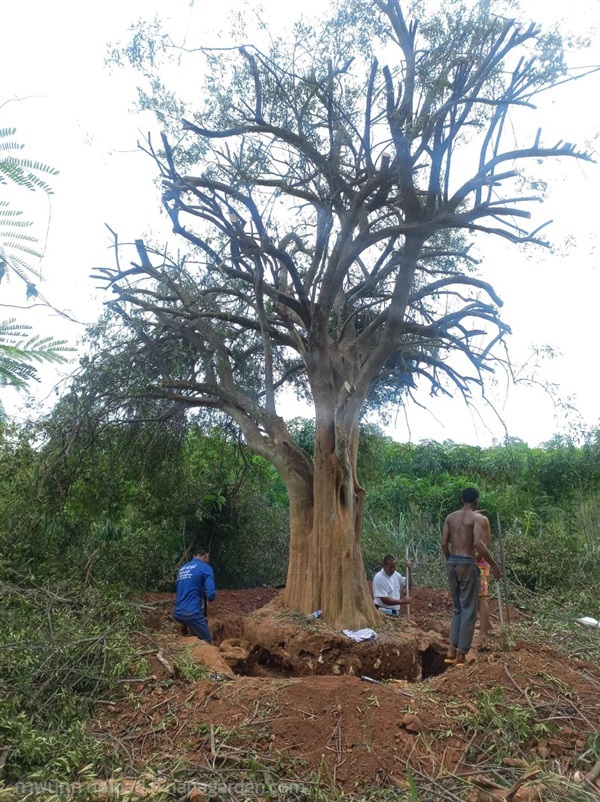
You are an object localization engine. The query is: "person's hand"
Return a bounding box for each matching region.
[399,598,410,605]
[491,564,501,580]
[403,559,413,568]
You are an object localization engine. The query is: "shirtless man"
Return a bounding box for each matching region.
[441,488,501,664]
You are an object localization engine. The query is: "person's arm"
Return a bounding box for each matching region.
[473,516,501,579]
[379,595,409,605]
[474,517,490,561]
[441,518,451,560]
[379,595,408,605]
[204,566,217,601]
[403,560,414,589]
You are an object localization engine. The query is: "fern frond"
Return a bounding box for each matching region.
[1,242,44,258]
[0,318,72,388]
[0,127,57,292]
[0,361,38,388]
[0,208,27,218]
[0,141,25,154]
[0,253,42,283]
[0,158,57,193]
[0,233,39,244]
[0,319,36,335]
[0,219,33,229]
[20,337,72,363]
[0,163,54,194]
[6,157,59,176]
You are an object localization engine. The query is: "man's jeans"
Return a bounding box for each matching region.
[174,612,212,644]
[447,558,480,654]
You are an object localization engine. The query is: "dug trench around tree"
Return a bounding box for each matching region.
[206,601,449,683]
[145,587,458,682]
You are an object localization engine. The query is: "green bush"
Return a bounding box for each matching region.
[212,493,289,588]
[506,518,600,602]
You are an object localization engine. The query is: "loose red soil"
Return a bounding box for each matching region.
[96,588,599,796]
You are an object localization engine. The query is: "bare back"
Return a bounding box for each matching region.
[443,508,486,558]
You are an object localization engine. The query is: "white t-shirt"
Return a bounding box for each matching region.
[372,568,407,612]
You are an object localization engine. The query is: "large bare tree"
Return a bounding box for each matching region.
[97,0,592,627]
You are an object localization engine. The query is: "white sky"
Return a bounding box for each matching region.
[1,0,599,446]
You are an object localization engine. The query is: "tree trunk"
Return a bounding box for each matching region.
[283,473,317,612]
[283,410,380,630]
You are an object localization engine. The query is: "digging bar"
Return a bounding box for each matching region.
[496,513,511,626]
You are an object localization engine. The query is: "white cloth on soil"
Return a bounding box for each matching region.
[342,628,378,642]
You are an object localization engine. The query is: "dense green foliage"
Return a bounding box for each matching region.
[0,412,288,591]
[2,414,598,607]
[0,579,138,785]
[285,419,600,611]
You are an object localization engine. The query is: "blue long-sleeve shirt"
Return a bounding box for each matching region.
[173,558,216,618]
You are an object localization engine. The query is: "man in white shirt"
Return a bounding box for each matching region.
[372,554,413,614]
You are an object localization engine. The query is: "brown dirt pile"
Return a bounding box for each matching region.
[96,588,600,796]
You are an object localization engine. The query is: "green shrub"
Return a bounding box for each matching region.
[506,516,600,599]
[212,494,289,588]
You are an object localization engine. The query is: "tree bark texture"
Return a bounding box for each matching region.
[283,412,379,630]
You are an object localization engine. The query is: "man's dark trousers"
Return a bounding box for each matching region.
[447,557,480,654]
[174,612,212,644]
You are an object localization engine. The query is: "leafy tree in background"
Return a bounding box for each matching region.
[14,320,290,590]
[98,0,592,627]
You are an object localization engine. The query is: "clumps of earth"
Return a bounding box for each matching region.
[92,587,600,799]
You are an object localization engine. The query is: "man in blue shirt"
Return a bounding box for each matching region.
[173,548,216,643]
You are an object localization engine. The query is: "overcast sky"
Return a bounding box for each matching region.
[2,0,599,446]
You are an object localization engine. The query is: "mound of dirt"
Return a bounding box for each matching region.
[103,588,598,797]
[148,589,449,681]
[237,607,446,680]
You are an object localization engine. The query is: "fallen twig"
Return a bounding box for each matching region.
[156,651,175,675]
[146,693,181,713]
[0,747,10,775]
[412,767,465,802]
[505,768,541,801]
[90,730,137,769]
[584,757,600,785]
[504,664,537,713]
